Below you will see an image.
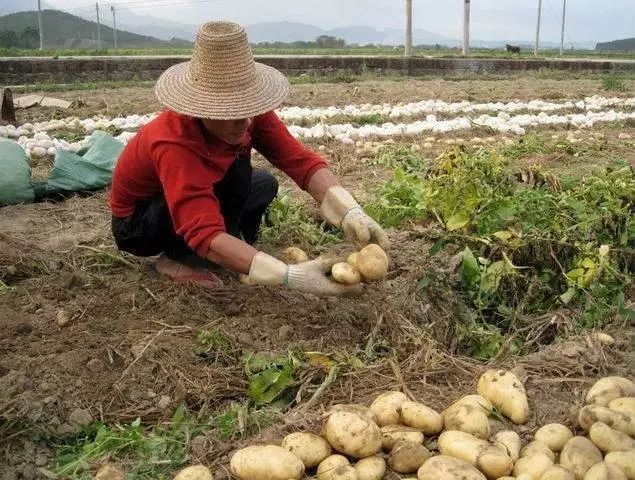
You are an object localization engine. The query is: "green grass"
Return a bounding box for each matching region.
[602,76,629,92]
[2,45,634,60]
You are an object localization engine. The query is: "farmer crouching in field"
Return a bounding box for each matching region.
[109,21,389,296]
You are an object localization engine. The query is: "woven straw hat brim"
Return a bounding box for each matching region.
[155,61,290,120]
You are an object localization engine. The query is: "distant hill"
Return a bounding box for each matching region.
[0,10,192,48]
[596,38,635,52]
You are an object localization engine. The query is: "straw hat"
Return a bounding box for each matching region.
[155,21,290,120]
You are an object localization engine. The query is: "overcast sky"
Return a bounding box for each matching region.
[35,0,635,43]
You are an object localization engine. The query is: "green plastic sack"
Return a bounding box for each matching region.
[0,138,34,206]
[46,130,124,195]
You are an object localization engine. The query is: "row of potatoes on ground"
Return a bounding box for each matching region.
[160,371,634,480]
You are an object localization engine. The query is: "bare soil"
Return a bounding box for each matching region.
[1,76,634,478]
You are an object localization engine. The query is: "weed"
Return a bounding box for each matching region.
[366,145,634,358]
[354,113,385,126]
[372,145,429,173]
[261,191,341,247]
[51,405,210,479]
[602,76,628,92]
[211,403,282,440]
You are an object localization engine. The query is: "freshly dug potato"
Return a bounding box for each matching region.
[95,465,125,480]
[282,432,332,468]
[493,430,521,462]
[604,451,635,480]
[388,439,432,474]
[369,391,408,426]
[443,396,492,439]
[380,425,424,451]
[173,465,213,480]
[323,410,382,458]
[330,465,359,480]
[560,437,603,480]
[438,430,513,479]
[535,423,574,452]
[586,377,635,407]
[230,445,304,480]
[578,405,635,436]
[477,369,529,424]
[353,456,385,480]
[346,252,359,268]
[317,455,350,480]
[608,397,635,416]
[583,462,628,480]
[539,465,576,480]
[416,455,487,480]
[400,401,443,434]
[327,404,376,423]
[331,262,361,285]
[356,244,389,281]
[589,422,635,453]
[513,454,554,479]
[521,441,556,462]
[282,247,309,264]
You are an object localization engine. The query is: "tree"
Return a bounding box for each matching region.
[0,30,18,48]
[316,35,345,48]
[20,25,39,48]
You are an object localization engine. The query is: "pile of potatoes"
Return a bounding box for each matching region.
[330,244,389,285]
[171,373,634,480]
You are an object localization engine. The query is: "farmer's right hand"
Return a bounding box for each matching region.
[248,252,361,297]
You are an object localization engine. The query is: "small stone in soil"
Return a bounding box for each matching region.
[86,358,103,372]
[68,407,93,427]
[157,395,171,410]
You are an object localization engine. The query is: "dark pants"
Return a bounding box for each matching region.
[111,155,278,260]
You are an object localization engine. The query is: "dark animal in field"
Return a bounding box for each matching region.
[506,44,521,54]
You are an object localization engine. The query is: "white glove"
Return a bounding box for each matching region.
[320,186,390,250]
[248,252,361,297]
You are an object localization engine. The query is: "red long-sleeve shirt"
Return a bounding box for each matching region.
[109,110,327,257]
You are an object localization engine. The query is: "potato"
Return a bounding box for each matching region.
[578,405,635,436]
[173,465,213,480]
[493,430,521,462]
[388,439,432,474]
[282,247,309,264]
[327,404,376,423]
[586,377,635,407]
[347,252,359,268]
[559,437,603,480]
[438,430,513,479]
[400,401,443,435]
[330,465,359,480]
[416,455,487,480]
[512,454,554,479]
[95,465,125,480]
[282,432,332,468]
[477,369,529,424]
[331,262,361,285]
[356,244,389,281]
[521,441,556,462]
[589,422,635,453]
[353,456,385,480]
[604,451,635,480]
[381,425,424,451]
[323,410,382,458]
[539,465,576,480]
[535,423,574,452]
[443,396,491,439]
[583,462,628,480]
[230,445,304,480]
[317,455,350,480]
[370,391,408,426]
[608,397,635,416]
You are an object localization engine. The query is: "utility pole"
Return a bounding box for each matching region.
[96,2,102,50]
[559,0,567,56]
[462,0,471,55]
[37,0,43,50]
[534,0,542,57]
[111,5,118,49]
[405,0,412,56]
